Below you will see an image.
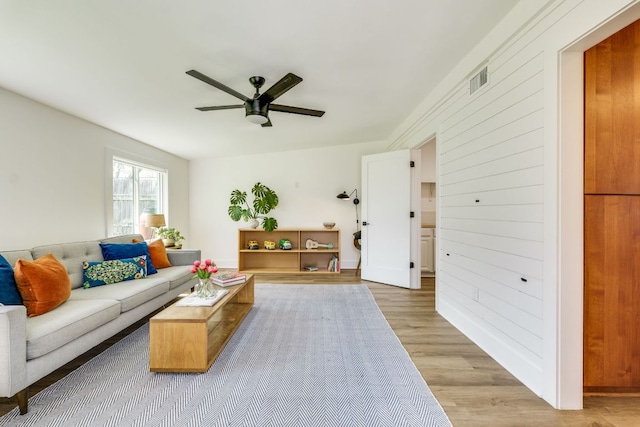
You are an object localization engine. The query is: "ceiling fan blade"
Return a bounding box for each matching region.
[195,105,244,111]
[258,73,303,103]
[186,70,250,102]
[270,104,325,117]
[261,118,273,127]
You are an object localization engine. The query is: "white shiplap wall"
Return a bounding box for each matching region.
[437,4,552,390]
[387,0,588,400]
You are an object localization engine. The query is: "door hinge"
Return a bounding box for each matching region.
[410,161,415,167]
[410,262,415,268]
[410,211,414,218]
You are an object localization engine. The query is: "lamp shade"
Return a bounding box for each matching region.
[145,214,166,228]
[337,189,359,205]
[246,113,269,124]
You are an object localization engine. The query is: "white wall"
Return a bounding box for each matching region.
[189,140,387,269]
[388,0,640,409]
[0,87,191,250]
[420,140,436,182]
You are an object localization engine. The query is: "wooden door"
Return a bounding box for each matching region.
[584,196,640,389]
[584,18,640,391]
[361,150,420,289]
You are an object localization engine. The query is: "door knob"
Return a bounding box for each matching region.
[363,221,369,226]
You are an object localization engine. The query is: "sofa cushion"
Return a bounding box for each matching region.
[14,254,71,317]
[82,256,147,288]
[133,238,172,269]
[153,265,194,290]
[0,254,22,305]
[69,276,169,312]
[100,242,157,274]
[26,299,121,360]
[31,241,104,290]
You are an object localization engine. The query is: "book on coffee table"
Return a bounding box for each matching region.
[211,272,247,287]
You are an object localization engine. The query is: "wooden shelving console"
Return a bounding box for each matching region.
[238,228,341,274]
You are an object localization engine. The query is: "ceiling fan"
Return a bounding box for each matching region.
[186,69,325,127]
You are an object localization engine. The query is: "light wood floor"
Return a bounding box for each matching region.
[2,273,640,426]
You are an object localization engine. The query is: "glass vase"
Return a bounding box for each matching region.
[196,277,214,298]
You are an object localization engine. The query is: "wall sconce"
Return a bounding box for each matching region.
[337,189,360,229]
[145,214,166,239]
[336,189,359,205]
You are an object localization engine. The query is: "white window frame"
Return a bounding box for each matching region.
[105,149,168,237]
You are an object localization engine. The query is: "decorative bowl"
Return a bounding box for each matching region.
[323,222,336,229]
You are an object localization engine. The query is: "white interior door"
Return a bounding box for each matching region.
[361,149,420,289]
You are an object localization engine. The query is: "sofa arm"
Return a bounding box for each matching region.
[0,305,27,398]
[166,249,201,267]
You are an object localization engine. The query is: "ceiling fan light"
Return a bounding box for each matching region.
[246,113,268,125]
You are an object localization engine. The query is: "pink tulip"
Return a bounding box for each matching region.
[204,259,212,266]
[212,266,218,273]
[194,260,201,267]
[190,267,197,274]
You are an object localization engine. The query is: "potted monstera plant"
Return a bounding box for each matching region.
[228,182,279,232]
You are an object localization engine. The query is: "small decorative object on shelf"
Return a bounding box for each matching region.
[190,258,218,298]
[247,240,259,250]
[279,239,292,250]
[305,239,334,249]
[264,240,276,250]
[323,222,335,229]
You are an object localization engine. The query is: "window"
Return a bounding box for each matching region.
[112,158,167,236]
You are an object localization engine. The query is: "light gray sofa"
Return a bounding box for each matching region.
[0,234,200,414]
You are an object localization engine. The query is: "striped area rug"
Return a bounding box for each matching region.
[0,284,452,427]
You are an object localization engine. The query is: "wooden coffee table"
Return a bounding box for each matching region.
[149,274,254,372]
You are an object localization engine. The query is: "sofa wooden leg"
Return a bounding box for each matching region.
[16,388,28,414]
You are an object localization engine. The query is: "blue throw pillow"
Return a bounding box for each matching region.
[99,242,157,274]
[0,254,23,305]
[83,256,147,288]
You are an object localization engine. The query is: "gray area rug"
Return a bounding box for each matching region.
[0,284,452,427]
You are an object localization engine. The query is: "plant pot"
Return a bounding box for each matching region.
[162,238,175,247]
[248,218,259,229]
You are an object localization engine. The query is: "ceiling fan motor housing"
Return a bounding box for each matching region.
[245,99,269,124]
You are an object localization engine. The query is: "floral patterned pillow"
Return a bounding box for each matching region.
[82,256,147,288]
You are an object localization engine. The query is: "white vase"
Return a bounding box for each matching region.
[248,218,259,229]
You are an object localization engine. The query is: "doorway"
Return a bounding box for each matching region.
[419,138,437,278]
[557,2,640,408]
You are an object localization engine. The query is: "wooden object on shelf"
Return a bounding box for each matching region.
[238,228,341,274]
[149,274,254,373]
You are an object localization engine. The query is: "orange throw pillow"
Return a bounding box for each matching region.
[132,238,172,269]
[14,253,71,317]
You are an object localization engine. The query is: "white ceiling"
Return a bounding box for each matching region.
[0,1,517,160]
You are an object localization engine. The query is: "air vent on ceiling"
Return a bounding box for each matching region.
[470,66,488,95]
